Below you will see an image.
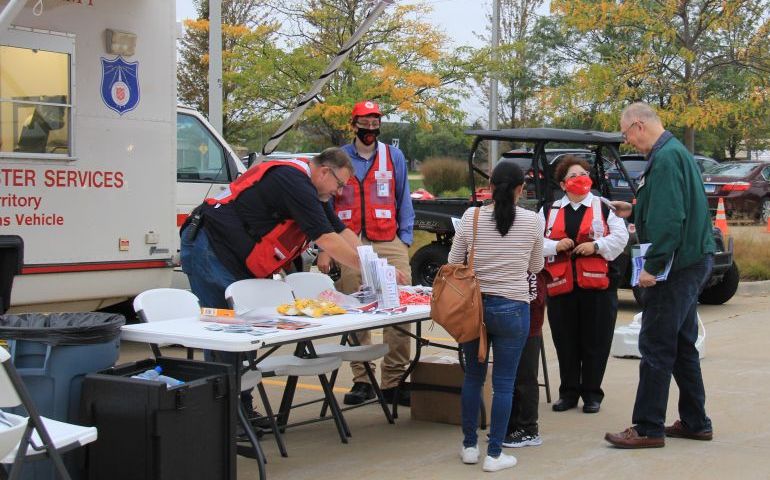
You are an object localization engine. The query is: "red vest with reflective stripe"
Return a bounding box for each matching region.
[544,198,610,296]
[206,160,310,278]
[333,142,398,241]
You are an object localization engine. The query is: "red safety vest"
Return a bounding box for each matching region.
[205,159,311,278]
[333,142,398,241]
[544,197,610,296]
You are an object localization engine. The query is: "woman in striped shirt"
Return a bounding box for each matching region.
[450,161,544,473]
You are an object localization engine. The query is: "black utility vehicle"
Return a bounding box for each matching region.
[410,128,738,306]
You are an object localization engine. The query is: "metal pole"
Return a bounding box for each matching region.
[488,0,500,168]
[261,0,395,155]
[0,0,27,35]
[209,0,223,134]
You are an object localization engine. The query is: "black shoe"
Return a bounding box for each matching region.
[552,398,578,412]
[583,401,601,414]
[381,387,410,407]
[343,382,375,405]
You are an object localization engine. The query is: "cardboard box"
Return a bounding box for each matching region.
[410,356,492,426]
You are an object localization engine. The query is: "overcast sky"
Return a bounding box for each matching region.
[175,0,489,48]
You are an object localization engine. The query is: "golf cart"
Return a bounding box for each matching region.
[409,128,738,306]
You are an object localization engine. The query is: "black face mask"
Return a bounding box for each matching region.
[356,127,380,146]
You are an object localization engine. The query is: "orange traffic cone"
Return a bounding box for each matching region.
[766,214,770,234]
[715,197,729,236]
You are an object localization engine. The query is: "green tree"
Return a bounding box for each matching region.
[177,0,275,141]
[234,0,475,147]
[547,0,770,152]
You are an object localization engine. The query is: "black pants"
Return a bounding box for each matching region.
[508,335,541,435]
[547,287,617,404]
[632,255,713,437]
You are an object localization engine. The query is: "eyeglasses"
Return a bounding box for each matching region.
[565,171,589,179]
[621,121,642,141]
[355,120,381,129]
[327,166,346,189]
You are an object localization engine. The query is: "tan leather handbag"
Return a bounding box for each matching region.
[430,207,487,361]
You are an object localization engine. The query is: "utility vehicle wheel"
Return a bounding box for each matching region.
[410,243,451,286]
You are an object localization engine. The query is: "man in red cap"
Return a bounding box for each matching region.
[318,100,415,407]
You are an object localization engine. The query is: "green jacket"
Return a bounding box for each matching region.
[632,133,716,275]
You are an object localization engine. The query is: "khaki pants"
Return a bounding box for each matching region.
[339,236,412,389]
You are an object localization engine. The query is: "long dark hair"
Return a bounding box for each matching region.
[490,160,525,236]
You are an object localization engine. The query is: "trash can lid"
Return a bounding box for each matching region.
[0,312,125,345]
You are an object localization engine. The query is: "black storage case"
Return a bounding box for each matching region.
[80,357,236,480]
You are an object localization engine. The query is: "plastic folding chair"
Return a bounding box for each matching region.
[0,346,97,480]
[284,273,394,423]
[133,288,199,359]
[225,279,351,448]
[284,272,335,299]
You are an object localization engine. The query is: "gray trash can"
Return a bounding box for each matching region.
[0,312,124,479]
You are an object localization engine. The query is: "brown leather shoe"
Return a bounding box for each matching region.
[605,427,665,449]
[664,420,713,441]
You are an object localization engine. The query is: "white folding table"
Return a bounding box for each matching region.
[120,305,436,480]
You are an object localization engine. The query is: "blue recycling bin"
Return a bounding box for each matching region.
[0,312,124,479]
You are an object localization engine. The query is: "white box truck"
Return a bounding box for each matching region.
[0,0,245,312]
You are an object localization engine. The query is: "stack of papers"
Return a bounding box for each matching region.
[631,243,674,287]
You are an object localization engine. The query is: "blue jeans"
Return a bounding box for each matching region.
[461,295,530,457]
[180,226,254,408]
[632,254,713,437]
[180,226,235,309]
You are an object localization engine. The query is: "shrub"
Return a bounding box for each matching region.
[420,157,468,195]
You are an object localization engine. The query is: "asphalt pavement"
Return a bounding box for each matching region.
[119,288,770,480]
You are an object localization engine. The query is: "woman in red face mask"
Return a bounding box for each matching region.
[539,156,629,415]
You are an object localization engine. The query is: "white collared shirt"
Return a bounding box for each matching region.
[539,192,629,260]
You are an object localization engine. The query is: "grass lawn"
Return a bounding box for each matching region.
[730,226,770,280]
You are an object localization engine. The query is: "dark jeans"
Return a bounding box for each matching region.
[632,255,714,437]
[180,226,255,409]
[547,287,617,404]
[508,335,541,435]
[461,295,529,458]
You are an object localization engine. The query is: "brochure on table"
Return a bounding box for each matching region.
[357,245,400,309]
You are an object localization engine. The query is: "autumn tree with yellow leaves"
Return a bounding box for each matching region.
[177,0,276,140]
[546,0,770,154]
[233,0,474,146]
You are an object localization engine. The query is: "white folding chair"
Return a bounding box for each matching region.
[284,273,393,422]
[225,279,351,448]
[224,279,295,313]
[133,288,200,359]
[284,272,335,299]
[0,346,97,479]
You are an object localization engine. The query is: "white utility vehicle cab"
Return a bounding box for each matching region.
[0,0,244,312]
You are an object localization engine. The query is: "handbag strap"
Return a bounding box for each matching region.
[467,207,480,269]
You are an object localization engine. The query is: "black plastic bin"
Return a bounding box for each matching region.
[80,357,236,480]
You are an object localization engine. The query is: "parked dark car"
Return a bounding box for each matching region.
[702,161,770,223]
[606,153,720,202]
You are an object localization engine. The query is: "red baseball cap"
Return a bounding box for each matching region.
[351,100,381,118]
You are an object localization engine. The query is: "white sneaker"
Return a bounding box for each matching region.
[460,445,479,464]
[483,452,518,472]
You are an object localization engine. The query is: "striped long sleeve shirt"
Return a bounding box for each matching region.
[448,205,544,303]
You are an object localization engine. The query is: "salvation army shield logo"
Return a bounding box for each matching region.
[100,56,140,115]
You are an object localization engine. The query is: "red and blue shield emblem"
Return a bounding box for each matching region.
[100,56,140,115]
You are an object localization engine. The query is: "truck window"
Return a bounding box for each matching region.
[0,33,73,158]
[176,113,230,183]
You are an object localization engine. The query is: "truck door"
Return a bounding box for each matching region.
[175,110,240,226]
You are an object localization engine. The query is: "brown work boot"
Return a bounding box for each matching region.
[605,427,665,449]
[664,420,713,441]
